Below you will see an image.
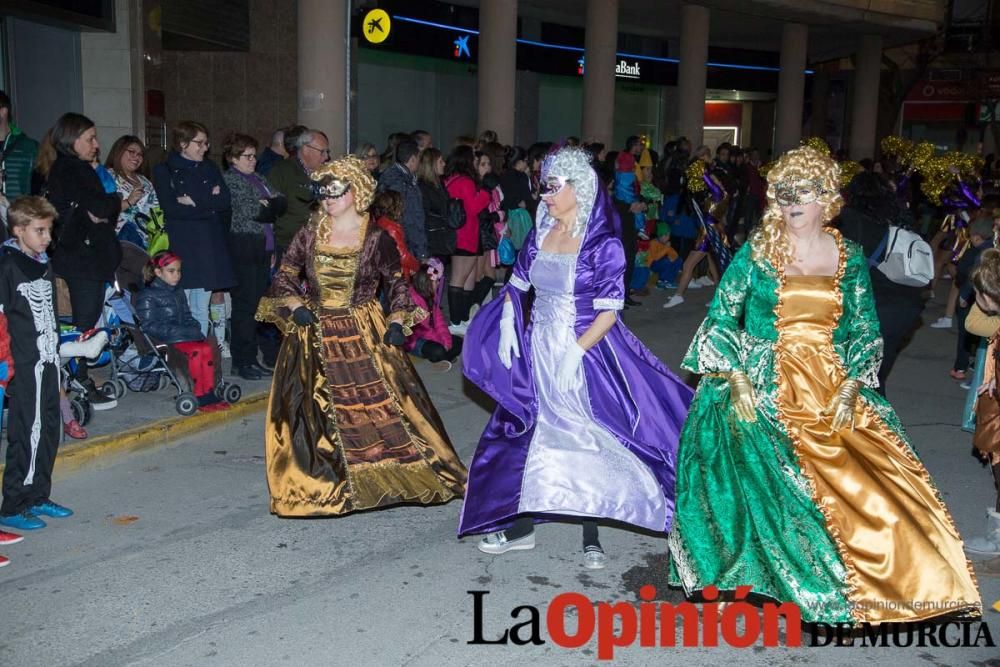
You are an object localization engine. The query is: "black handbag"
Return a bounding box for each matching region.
[427,223,457,256]
[447,198,466,230]
[478,209,499,251]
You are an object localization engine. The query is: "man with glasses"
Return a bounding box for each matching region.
[268,129,329,267]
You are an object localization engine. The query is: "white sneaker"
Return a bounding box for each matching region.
[583,546,607,570]
[698,276,715,286]
[477,530,535,555]
[468,303,480,322]
[663,295,685,309]
[687,278,704,289]
[448,321,469,336]
[929,317,953,329]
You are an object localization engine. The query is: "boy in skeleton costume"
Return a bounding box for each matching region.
[0,197,72,532]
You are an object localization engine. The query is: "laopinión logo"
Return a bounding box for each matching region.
[467,586,995,660]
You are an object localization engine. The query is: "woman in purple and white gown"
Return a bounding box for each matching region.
[459,147,693,569]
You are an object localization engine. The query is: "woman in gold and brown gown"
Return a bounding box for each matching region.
[256,156,467,517]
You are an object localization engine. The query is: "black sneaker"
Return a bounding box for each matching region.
[235,365,262,381]
[81,379,118,411]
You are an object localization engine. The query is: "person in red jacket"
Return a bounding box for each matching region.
[404,258,462,370]
[0,302,20,564]
[371,190,419,280]
[444,145,491,333]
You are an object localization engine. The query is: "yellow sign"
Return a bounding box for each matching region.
[363,9,391,44]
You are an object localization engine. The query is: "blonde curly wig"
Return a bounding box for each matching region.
[310,155,376,214]
[753,146,843,268]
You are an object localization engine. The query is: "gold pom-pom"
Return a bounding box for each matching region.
[918,155,952,205]
[838,161,863,189]
[686,160,706,193]
[802,137,831,156]
[911,141,935,170]
[880,136,912,160]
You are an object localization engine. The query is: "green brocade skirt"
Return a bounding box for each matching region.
[667,376,856,624]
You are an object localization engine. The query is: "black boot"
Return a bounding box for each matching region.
[471,277,496,308]
[461,289,475,322]
[447,286,465,325]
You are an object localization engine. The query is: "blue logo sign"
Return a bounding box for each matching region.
[453,35,471,59]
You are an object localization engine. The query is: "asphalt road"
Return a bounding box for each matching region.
[2,283,998,666]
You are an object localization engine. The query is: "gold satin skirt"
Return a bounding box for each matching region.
[264,300,467,517]
[774,275,980,623]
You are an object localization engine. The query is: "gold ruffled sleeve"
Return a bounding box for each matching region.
[256,223,314,332]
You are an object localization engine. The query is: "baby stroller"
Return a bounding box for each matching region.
[106,290,242,416]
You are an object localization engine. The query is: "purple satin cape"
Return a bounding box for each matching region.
[458,186,694,537]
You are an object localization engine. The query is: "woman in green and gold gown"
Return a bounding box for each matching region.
[669,146,981,624]
[256,156,467,517]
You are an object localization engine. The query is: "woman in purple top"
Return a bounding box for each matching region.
[460,147,693,569]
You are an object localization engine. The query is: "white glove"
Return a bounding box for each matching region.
[554,342,585,393]
[497,299,520,370]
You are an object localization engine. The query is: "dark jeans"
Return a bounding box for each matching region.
[875,298,924,396]
[505,516,601,549]
[954,304,977,373]
[2,363,60,516]
[229,233,270,368]
[413,336,463,363]
[616,201,637,296]
[65,276,106,380]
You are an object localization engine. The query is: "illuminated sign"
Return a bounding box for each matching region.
[454,35,471,58]
[363,9,391,44]
[575,57,642,81]
[616,59,641,80]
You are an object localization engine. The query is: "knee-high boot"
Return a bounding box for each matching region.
[447,286,465,325]
[470,276,496,308]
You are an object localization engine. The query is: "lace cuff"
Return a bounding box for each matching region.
[593,298,624,311]
[509,274,531,291]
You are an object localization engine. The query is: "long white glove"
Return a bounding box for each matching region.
[497,299,520,370]
[555,342,586,393]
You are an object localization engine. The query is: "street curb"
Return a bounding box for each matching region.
[1,391,269,479]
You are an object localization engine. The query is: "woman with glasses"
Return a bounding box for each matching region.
[152,121,235,337]
[106,135,159,249]
[668,146,980,623]
[222,133,283,381]
[459,147,693,569]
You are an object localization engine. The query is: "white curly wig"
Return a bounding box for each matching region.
[538,146,598,238]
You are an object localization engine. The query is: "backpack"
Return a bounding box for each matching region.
[868,226,934,287]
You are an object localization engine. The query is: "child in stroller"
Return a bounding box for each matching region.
[136,251,232,413]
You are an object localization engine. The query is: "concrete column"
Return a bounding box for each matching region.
[810,67,830,139]
[849,34,882,160]
[477,0,518,143]
[773,22,808,154]
[677,4,710,148]
[581,0,619,147]
[298,0,348,156]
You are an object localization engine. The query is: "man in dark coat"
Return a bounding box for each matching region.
[377,139,427,261]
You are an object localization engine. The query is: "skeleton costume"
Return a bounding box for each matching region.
[0,239,61,518]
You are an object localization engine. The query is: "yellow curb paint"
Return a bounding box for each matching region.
[0,392,269,479]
